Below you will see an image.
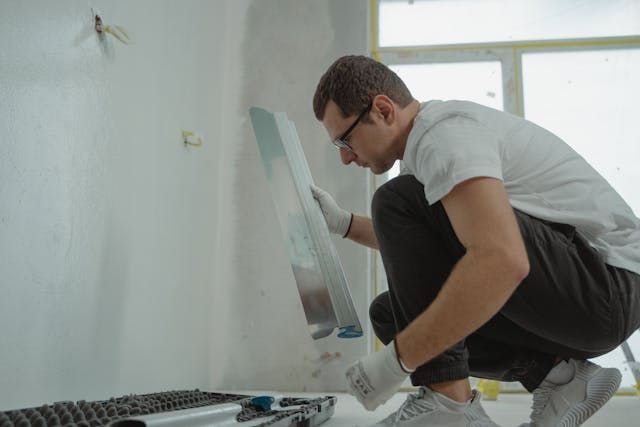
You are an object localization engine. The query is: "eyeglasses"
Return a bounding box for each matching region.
[331,103,372,152]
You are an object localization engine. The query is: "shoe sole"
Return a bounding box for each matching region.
[557,367,622,427]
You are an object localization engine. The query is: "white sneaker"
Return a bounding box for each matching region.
[371,387,500,427]
[520,359,621,427]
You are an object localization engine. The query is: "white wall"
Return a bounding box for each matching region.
[0,0,370,410]
[0,0,248,409]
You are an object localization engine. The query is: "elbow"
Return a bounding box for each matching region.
[508,251,530,284]
[474,246,531,285]
[513,257,530,283]
[490,246,529,285]
[470,245,530,286]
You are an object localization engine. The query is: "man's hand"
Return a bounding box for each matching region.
[345,341,409,411]
[310,185,353,237]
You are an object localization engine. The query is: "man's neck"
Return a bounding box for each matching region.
[395,99,421,160]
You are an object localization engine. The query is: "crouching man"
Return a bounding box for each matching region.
[311,55,640,426]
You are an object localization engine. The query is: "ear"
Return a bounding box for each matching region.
[372,95,395,124]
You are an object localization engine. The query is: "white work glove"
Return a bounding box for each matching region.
[345,341,410,411]
[310,184,353,237]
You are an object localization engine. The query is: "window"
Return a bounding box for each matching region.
[372,0,640,388]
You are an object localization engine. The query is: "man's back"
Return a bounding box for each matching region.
[402,100,640,274]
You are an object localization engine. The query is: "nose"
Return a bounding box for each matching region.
[340,148,356,165]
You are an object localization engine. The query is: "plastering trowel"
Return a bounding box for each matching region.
[249,107,362,340]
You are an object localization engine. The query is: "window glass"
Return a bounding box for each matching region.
[380,0,640,47]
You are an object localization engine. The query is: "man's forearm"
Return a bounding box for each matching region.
[345,214,379,249]
[395,248,528,371]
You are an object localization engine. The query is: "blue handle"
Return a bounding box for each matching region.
[250,396,275,411]
[338,325,363,338]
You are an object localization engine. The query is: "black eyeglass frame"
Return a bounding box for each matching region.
[331,102,373,152]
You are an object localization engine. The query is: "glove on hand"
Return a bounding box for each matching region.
[345,340,410,411]
[310,184,353,237]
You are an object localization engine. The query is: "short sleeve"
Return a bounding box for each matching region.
[398,160,410,176]
[414,115,504,204]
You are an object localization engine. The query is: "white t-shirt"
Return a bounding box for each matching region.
[401,100,640,276]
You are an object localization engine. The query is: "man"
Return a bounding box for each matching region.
[310,55,640,426]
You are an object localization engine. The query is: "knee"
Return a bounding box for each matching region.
[371,175,424,223]
[369,291,395,345]
[370,178,395,222]
[369,291,392,323]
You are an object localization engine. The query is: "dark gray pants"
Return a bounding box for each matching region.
[370,175,640,391]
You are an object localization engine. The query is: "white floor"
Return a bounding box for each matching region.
[323,392,640,426]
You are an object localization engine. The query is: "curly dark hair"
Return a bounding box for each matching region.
[313,55,413,121]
